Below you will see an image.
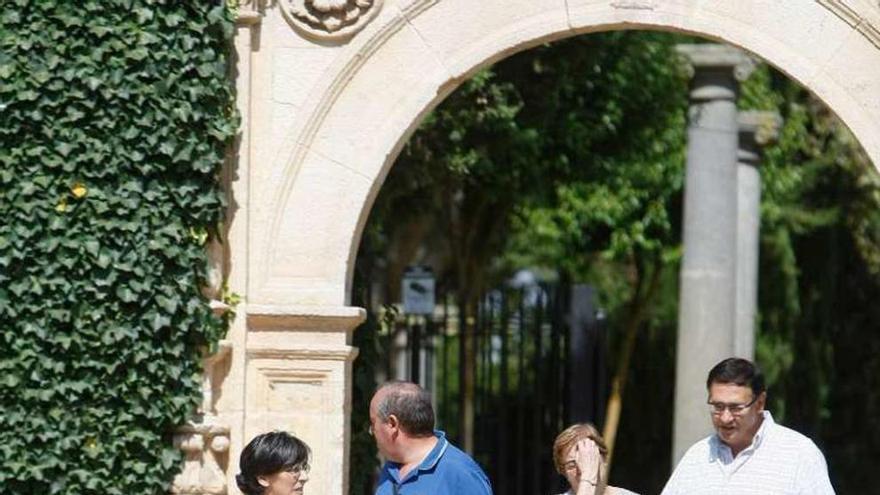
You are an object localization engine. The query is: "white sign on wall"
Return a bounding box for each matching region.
[402,266,435,315]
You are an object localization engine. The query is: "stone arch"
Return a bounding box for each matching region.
[254,0,880,309]
[228,2,880,493]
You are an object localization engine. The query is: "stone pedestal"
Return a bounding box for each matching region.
[735,111,781,360]
[673,44,755,464]
[244,305,364,495]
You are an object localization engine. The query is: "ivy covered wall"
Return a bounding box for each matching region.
[0,2,237,493]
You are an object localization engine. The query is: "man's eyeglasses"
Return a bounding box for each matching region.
[707,395,759,416]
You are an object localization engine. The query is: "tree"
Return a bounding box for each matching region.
[499,32,689,466]
[360,30,691,455]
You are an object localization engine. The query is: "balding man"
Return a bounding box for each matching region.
[369,381,493,495]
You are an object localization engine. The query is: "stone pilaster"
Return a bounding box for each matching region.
[735,111,781,360]
[673,44,756,464]
[244,305,365,495]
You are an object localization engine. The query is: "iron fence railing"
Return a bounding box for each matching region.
[376,282,606,495]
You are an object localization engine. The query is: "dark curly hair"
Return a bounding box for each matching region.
[236,431,311,495]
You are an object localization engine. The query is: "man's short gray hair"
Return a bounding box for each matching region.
[375,381,435,437]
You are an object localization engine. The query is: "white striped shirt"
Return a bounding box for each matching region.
[661,411,835,495]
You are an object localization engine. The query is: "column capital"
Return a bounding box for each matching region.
[738,110,783,145]
[738,110,783,166]
[676,44,758,81]
[245,305,365,361]
[246,304,366,334]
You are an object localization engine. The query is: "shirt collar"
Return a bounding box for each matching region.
[417,430,449,472]
[753,410,773,446]
[385,430,449,483]
[709,410,774,462]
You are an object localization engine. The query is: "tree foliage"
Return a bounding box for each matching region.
[0,2,236,493]
[358,29,691,468]
[371,30,690,310]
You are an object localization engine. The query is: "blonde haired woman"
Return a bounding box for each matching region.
[552,423,638,495]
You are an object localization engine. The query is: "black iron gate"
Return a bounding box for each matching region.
[379,282,607,495]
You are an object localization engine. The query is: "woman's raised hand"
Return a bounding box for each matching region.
[574,438,601,487]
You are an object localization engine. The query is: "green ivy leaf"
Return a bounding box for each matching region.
[0,3,236,492]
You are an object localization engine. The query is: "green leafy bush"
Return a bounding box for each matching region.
[0,2,236,493]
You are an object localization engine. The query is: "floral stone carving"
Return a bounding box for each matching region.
[280,0,383,41]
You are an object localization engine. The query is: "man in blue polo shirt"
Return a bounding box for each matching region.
[369,381,493,495]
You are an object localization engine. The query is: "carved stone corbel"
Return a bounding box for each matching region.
[236,0,274,25]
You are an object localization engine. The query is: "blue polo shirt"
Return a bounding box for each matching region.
[375,430,493,495]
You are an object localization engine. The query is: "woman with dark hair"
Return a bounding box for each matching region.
[236,431,311,495]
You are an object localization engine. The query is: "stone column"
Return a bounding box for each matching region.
[673,44,755,464]
[735,111,781,360]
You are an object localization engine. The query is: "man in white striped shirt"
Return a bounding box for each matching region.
[661,358,835,494]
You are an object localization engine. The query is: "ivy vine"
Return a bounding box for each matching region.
[0,2,237,493]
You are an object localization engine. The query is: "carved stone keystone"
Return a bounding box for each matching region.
[280,0,384,41]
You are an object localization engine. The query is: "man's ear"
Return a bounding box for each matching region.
[756,391,767,411]
[387,414,400,432]
[258,476,270,488]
